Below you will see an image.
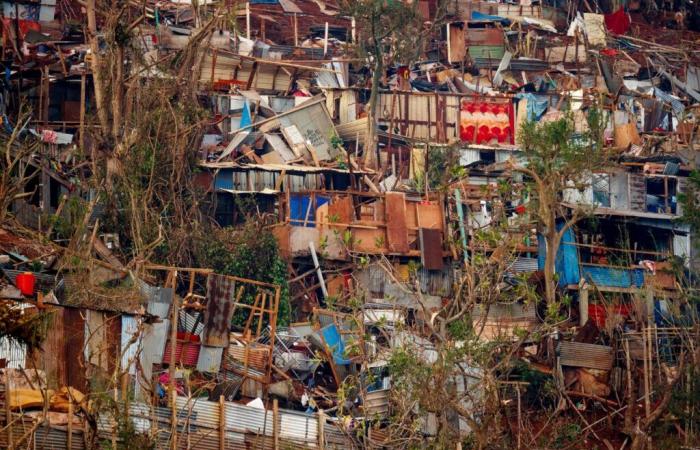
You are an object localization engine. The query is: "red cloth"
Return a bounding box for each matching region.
[604,7,631,35]
[2,19,40,40]
[600,48,618,56]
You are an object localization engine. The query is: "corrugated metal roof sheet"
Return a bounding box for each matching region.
[473,302,537,321]
[557,341,614,370]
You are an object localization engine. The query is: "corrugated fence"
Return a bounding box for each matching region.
[1,393,353,449]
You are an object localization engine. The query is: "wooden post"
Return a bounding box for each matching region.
[317,409,325,450]
[323,22,329,57]
[351,17,356,43]
[273,398,279,450]
[171,390,178,450]
[79,72,86,150]
[579,286,589,326]
[516,385,521,450]
[246,2,251,40]
[38,69,44,127]
[67,399,73,450]
[43,66,50,124]
[169,270,179,450]
[293,13,298,47]
[624,338,632,405]
[446,23,451,63]
[219,395,225,450]
[112,387,118,449]
[643,327,651,418]
[5,370,13,450]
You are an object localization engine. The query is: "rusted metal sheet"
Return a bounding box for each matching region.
[419,228,443,270]
[557,341,614,371]
[202,274,238,348]
[466,27,504,46]
[385,192,409,253]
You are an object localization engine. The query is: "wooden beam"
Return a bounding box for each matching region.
[246,61,258,90]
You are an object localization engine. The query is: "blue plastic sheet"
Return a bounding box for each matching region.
[320,324,350,365]
[239,99,252,128]
[515,93,549,121]
[538,225,580,287]
[289,194,329,227]
[471,11,510,25]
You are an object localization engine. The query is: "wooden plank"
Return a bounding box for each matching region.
[448,22,466,63]
[385,192,409,253]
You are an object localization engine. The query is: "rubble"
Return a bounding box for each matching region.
[1,0,700,448]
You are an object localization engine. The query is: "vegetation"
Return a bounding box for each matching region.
[194,219,291,326]
[515,109,607,306]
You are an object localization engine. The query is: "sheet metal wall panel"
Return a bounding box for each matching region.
[376,92,461,141]
[197,345,224,373]
[3,392,338,449]
[581,264,645,289]
[121,315,141,375]
[557,341,614,370]
[510,257,538,274]
[0,337,26,369]
[34,425,86,450]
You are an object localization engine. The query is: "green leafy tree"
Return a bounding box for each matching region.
[195,220,291,326]
[514,109,607,306]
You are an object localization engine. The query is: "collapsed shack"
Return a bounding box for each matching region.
[3,0,700,448]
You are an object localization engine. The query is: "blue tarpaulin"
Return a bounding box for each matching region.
[515,93,549,121]
[320,324,350,365]
[471,11,510,24]
[289,194,329,227]
[239,99,252,128]
[538,225,580,287]
[214,168,234,190]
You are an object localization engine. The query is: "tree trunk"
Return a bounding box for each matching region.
[363,50,382,169]
[86,0,110,136]
[544,230,558,306]
[111,45,124,140]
